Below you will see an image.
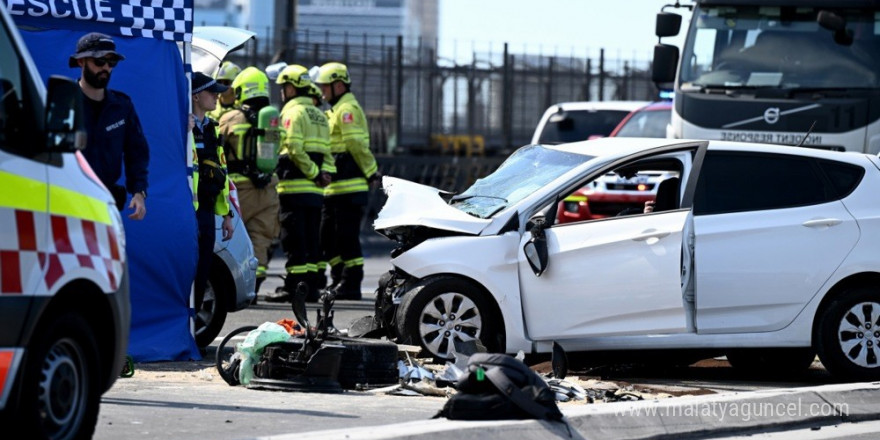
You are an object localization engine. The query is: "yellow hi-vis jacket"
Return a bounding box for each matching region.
[190,121,231,215]
[277,96,334,198]
[324,93,377,197]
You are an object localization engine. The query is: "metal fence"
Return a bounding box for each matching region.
[225,29,657,157]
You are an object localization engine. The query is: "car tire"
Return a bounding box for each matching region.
[816,286,880,381]
[726,348,815,377]
[18,313,101,440]
[395,276,502,361]
[195,267,230,348]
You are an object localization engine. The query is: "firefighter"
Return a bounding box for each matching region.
[314,62,381,300]
[207,61,241,121]
[264,64,334,303]
[217,67,281,295]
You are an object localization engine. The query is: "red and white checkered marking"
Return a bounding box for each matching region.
[0,209,124,295]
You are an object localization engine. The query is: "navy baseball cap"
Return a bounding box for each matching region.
[192,72,229,94]
[69,32,125,68]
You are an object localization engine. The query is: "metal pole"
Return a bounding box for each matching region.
[396,35,403,155]
[599,48,605,101]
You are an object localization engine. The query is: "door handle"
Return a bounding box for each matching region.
[632,229,671,242]
[802,218,842,228]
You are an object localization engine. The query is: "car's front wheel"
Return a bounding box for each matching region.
[19,313,101,440]
[816,286,880,381]
[395,276,502,360]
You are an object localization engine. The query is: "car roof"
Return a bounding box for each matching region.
[636,101,673,112]
[546,100,651,113]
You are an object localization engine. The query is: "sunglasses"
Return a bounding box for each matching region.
[92,58,119,68]
[217,79,232,86]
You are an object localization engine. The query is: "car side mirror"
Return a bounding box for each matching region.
[655,12,682,38]
[45,75,85,152]
[524,214,549,276]
[652,43,679,87]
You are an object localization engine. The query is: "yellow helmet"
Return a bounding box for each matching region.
[307,83,322,101]
[231,66,269,106]
[275,64,311,88]
[314,62,351,85]
[214,61,241,81]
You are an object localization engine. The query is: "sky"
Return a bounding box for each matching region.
[438,0,692,63]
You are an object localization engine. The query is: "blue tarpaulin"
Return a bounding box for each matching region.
[5,0,200,361]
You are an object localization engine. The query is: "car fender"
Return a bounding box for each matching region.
[391,232,533,354]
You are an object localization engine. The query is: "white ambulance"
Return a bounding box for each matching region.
[0,5,130,440]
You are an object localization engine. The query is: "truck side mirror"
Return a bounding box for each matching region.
[652,43,679,86]
[45,75,85,152]
[655,12,682,38]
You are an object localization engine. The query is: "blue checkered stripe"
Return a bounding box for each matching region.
[119,0,193,42]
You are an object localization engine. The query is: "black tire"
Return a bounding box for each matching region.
[328,337,400,389]
[18,313,101,440]
[195,269,230,348]
[216,325,257,386]
[395,276,502,360]
[816,287,880,381]
[726,348,816,377]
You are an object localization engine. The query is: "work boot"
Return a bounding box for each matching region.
[334,265,363,300]
[264,286,291,303]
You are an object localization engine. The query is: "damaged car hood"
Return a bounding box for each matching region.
[374,177,492,235]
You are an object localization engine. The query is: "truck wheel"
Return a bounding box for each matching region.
[195,270,230,348]
[396,276,502,361]
[19,313,100,440]
[816,286,880,381]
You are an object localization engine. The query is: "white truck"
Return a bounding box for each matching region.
[653,0,880,153]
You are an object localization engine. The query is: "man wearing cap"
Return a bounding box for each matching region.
[70,32,150,220]
[191,72,235,338]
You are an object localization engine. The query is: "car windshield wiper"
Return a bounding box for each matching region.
[450,194,509,203]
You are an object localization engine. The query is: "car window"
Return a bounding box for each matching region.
[614,109,671,138]
[693,151,833,215]
[537,110,630,144]
[817,159,864,199]
[0,20,41,154]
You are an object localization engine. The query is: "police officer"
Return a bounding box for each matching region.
[190,72,234,338]
[265,65,334,303]
[314,62,380,300]
[70,32,149,220]
[208,61,241,122]
[217,67,281,295]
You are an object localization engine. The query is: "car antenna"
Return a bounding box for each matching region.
[795,120,817,148]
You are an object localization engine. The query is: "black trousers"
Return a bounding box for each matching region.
[320,194,365,267]
[194,207,215,313]
[279,195,322,291]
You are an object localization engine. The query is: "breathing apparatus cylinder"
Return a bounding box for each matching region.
[256,105,280,174]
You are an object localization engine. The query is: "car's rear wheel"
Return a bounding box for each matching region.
[816,286,880,381]
[195,268,230,348]
[19,313,101,440]
[726,348,816,377]
[396,276,502,360]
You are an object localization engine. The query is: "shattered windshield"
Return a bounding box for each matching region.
[451,145,591,218]
[681,6,880,90]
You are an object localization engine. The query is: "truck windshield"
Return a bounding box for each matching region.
[680,6,880,90]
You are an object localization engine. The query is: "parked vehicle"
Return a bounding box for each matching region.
[531,101,648,145]
[373,137,880,381]
[557,101,674,224]
[188,26,259,347]
[0,6,129,438]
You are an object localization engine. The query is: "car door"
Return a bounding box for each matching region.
[692,150,860,334]
[518,150,695,342]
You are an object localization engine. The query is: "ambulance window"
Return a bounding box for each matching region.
[0,19,41,155]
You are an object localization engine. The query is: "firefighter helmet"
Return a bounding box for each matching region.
[314,62,351,85]
[275,64,312,88]
[307,83,323,102]
[215,61,241,82]
[231,66,269,107]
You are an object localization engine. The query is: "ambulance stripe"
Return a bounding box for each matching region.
[0,251,22,294]
[45,254,63,289]
[107,225,120,260]
[82,221,100,256]
[15,211,36,251]
[77,255,94,269]
[0,350,13,398]
[0,171,45,212]
[49,185,112,225]
[51,216,73,253]
[104,258,117,291]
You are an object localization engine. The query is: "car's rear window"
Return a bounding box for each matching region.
[817,159,864,199]
[537,110,630,144]
[614,109,671,138]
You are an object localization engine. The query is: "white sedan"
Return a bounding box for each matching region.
[373,138,880,381]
